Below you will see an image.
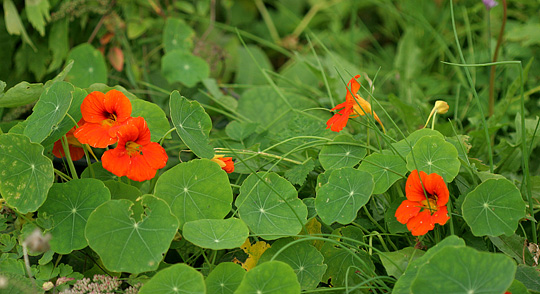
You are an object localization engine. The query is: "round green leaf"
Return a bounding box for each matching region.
[65,44,107,88]
[406,135,460,182]
[0,81,44,108]
[234,261,301,294]
[169,91,214,159]
[358,153,407,194]
[411,246,515,294]
[319,134,366,170]
[41,87,86,148]
[131,99,171,142]
[163,18,194,53]
[379,247,425,278]
[162,51,209,87]
[154,159,232,227]
[38,179,110,254]
[235,172,307,240]
[259,239,327,290]
[85,195,179,274]
[315,168,374,225]
[462,178,526,237]
[391,128,444,158]
[205,262,245,294]
[23,81,73,143]
[183,218,249,250]
[0,133,54,213]
[139,263,205,294]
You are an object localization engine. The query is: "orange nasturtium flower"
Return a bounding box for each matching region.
[326,75,384,132]
[74,90,132,148]
[211,155,234,173]
[52,121,85,161]
[102,117,168,182]
[395,170,450,236]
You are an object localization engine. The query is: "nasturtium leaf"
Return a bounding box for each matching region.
[391,126,444,158]
[162,18,194,53]
[162,51,209,87]
[411,246,515,294]
[315,168,374,225]
[38,179,110,254]
[379,247,425,278]
[406,135,460,182]
[234,261,301,294]
[385,198,408,234]
[235,45,273,86]
[462,178,526,237]
[65,43,107,88]
[169,91,214,159]
[183,218,249,250]
[131,99,171,142]
[235,172,307,240]
[138,263,205,294]
[259,238,327,290]
[507,279,530,294]
[23,81,73,143]
[320,242,375,288]
[154,159,232,227]
[358,153,407,194]
[103,180,144,219]
[0,81,44,108]
[319,134,366,170]
[0,134,54,213]
[85,195,179,274]
[302,198,317,220]
[205,262,245,294]
[41,86,86,148]
[81,162,121,181]
[393,235,466,294]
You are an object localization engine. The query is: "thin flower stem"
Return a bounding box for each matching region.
[159,128,176,146]
[60,135,78,180]
[54,169,72,181]
[254,0,280,45]
[307,35,335,108]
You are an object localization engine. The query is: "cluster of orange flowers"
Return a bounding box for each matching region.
[53,90,168,182]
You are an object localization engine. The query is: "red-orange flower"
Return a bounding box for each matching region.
[395,170,450,236]
[102,117,168,182]
[74,90,132,148]
[326,75,384,132]
[211,155,234,173]
[52,121,85,161]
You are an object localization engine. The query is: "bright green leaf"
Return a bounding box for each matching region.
[205,262,245,294]
[0,81,44,108]
[319,134,366,170]
[235,172,307,240]
[391,128,444,158]
[358,153,407,194]
[162,18,194,53]
[85,195,179,274]
[183,218,249,250]
[0,134,54,213]
[65,44,107,88]
[162,51,209,87]
[234,261,301,294]
[169,91,214,159]
[406,135,460,182]
[131,99,171,142]
[316,168,373,225]
[39,179,110,254]
[462,178,526,237]
[25,0,50,37]
[321,242,375,288]
[154,159,232,227]
[379,247,425,278]
[138,263,205,294]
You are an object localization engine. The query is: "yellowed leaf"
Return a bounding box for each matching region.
[236,238,271,271]
[303,217,324,250]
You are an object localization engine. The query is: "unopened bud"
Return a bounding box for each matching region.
[434,100,449,114]
[42,281,54,291]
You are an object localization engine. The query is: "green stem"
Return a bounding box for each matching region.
[60,136,78,180]
[488,0,507,117]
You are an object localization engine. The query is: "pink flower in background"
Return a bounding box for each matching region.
[482,0,498,10]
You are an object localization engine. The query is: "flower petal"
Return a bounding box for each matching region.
[424,172,449,206]
[326,107,353,132]
[141,142,168,170]
[74,122,117,148]
[346,75,361,101]
[103,89,132,123]
[395,200,422,224]
[406,210,435,236]
[127,155,157,182]
[80,91,108,123]
[405,170,429,202]
[102,148,130,178]
[127,117,151,145]
[431,205,450,226]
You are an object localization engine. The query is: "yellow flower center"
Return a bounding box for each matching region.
[102,113,118,127]
[420,198,439,213]
[126,141,142,156]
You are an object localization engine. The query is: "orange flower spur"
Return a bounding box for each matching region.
[101,117,168,182]
[211,155,235,173]
[74,89,132,148]
[326,75,385,132]
[395,170,450,236]
[52,121,85,161]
